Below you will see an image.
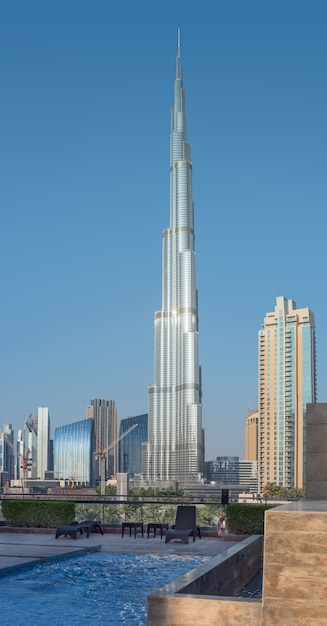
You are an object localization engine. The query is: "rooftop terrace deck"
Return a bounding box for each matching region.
[0,528,240,573]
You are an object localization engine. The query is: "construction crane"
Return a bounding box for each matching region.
[71,465,76,489]
[95,423,138,495]
[0,428,32,494]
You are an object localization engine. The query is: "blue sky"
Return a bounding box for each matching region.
[1,0,326,461]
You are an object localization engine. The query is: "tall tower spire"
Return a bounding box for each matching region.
[143,32,203,487]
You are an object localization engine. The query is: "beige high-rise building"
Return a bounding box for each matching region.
[258,296,316,492]
[245,409,259,461]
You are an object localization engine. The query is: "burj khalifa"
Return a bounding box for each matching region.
[143,32,203,486]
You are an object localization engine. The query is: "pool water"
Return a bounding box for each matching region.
[0,552,207,625]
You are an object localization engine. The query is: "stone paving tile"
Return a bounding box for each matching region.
[0,542,91,559]
[0,556,42,570]
[0,531,239,573]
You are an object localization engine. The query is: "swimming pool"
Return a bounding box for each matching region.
[0,552,207,625]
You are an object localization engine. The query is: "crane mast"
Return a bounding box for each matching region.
[95,423,138,495]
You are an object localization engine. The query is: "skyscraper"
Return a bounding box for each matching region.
[22,413,37,479]
[0,424,15,483]
[37,407,50,480]
[245,409,259,462]
[87,399,117,478]
[143,32,203,486]
[118,414,148,476]
[54,418,95,485]
[258,296,316,491]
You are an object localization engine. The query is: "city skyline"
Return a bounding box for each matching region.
[1,1,327,461]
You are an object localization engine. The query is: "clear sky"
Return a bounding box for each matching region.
[1,0,326,461]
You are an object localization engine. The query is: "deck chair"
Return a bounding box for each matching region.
[165,505,201,544]
[76,520,104,535]
[55,520,104,539]
[55,522,88,539]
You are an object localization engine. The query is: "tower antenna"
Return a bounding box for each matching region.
[177,28,181,57]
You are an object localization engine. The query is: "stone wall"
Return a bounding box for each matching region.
[147,535,263,626]
[306,403,327,498]
[262,501,327,625]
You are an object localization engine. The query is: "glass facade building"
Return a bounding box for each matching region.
[238,460,258,493]
[118,414,148,476]
[54,418,95,485]
[143,32,203,486]
[258,296,316,491]
[204,457,239,484]
[204,456,258,494]
[0,424,15,484]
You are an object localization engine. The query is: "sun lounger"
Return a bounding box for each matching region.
[55,523,89,539]
[73,520,104,535]
[165,505,201,544]
[55,520,104,539]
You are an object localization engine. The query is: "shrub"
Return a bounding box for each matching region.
[226,503,274,535]
[1,500,75,528]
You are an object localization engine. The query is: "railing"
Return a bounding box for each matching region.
[0,493,224,527]
[0,493,302,528]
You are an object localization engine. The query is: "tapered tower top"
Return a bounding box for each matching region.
[176,28,182,80]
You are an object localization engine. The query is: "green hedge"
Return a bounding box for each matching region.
[1,500,75,528]
[226,503,274,535]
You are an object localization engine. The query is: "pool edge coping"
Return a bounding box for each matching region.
[0,544,102,577]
